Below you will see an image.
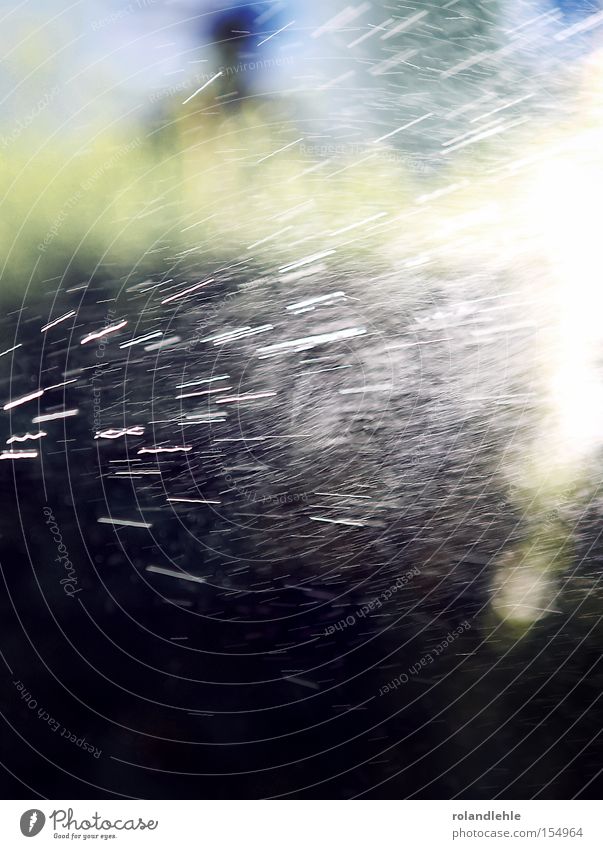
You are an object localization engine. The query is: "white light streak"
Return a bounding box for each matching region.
[119,331,162,349]
[257,326,366,356]
[80,320,127,345]
[0,450,38,460]
[215,392,277,404]
[41,311,76,332]
[0,344,21,358]
[310,516,365,527]
[176,375,230,389]
[6,431,46,444]
[161,279,213,304]
[182,71,223,105]
[279,250,335,273]
[373,113,433,144]
[95,427,145,440]
[286,292,346,311]
[32,409,78,423]
[380,10,428,40]
[256,138,304,165]
[146,565,205,584]
[137,446,192,455]
[257,20,295,47]
[3,389,44,411]
[167,497,221,505]
[98,517,152,529]
[555,9,603,41]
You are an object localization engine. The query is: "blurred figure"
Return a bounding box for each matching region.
[185,1,302,105]
[205,4,259,100]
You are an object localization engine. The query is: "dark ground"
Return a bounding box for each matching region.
[1,261,602,799]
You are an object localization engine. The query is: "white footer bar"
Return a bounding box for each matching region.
[1,800,600,848]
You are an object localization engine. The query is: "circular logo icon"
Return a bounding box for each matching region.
[19,810,45,837]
